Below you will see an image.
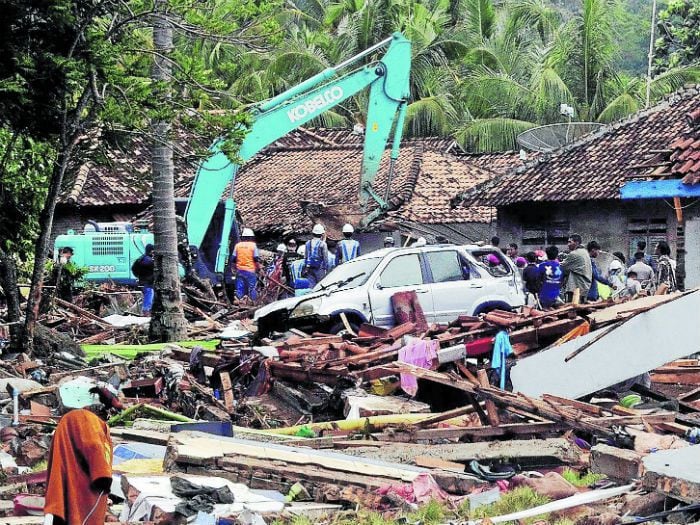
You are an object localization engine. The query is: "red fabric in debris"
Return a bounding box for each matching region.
[44,409,113,525]
[377,473,468,506]
[391,291,429,332]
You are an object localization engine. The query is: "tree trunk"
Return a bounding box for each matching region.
[0,247,22,351]
[22,148,75,354]
[149,2,188,342]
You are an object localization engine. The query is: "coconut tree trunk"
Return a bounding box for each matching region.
[149,1,188,341]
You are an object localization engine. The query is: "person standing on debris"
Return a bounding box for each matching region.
[44,408,113,525]
[586,240,613,301]
[637,240,658,273]
[538,245,563,309]
[131,244,155,316]
[561,234,592,303]
[627,252,654,283]
[384,236,396,248]
[655,240,677,293]
[522,252,543,306]
[304,224,329,288]
[232,228,261,300]
[51,247,81,302]
[336,224,361,265]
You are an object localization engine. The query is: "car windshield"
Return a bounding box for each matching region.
[469,249,513,278]
[313,257,382,292]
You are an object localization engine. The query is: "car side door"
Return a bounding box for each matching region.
[367,253,434,327]
[425,249,484,323]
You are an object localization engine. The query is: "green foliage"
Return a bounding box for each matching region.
[464,486,551,524]
[655,0,700,72]
[561,467,606,487]
[0,128,52,259]
[408,499,447,525]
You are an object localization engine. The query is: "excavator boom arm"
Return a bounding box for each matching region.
[185,33,411,273]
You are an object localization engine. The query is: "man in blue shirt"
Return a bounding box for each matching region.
[538,245,563,309]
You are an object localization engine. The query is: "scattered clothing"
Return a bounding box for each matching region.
[490,330,513,389]
[561,247,592,299]
[44,409,113,525]
[538,259,563,308]
[398,338,438,396]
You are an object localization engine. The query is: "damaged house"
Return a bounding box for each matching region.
[454,85,700,288]
[54,128,529,249]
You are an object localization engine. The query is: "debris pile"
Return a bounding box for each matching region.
[0,290,699,524]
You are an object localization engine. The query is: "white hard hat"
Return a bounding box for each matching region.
[276,243,286,252]
[384,236,395,245]
[342,223,354,234]
[241,227,254,238]
[312,224,325,235]
[609,260,623,271]
[412,237,427,247]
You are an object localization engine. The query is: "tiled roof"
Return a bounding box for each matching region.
[60,128,508,234]
[455,85,700,207]
[268,127,461,153]
[388,150,496,224]
[672,109,700,185]
[60,128,200,207]
[171,143,497,235]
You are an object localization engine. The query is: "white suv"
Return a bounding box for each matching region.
[254,244,524,337]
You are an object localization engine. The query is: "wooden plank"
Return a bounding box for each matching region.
[542,394,603,416]
[651,372,700,384]
[654,421,691,436]
[416,406,474,428]
[219,371,235,412]
[415,456,465,472]
[477,369,500,426]
[374,421,567,441]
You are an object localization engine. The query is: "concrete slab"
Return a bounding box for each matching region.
[511,290,700,399]
[642,445,700,503]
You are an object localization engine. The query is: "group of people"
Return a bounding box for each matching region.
[493,235,678,309]
[228,223,395,300]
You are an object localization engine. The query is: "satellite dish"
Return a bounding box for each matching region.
[517,122,605,152]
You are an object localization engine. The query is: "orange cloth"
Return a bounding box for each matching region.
[44,409,113,525]
[233,241,259,272]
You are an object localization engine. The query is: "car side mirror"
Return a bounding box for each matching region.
[375,281,383,290]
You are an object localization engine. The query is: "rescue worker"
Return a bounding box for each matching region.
[384,236,396,248]
[231,228,261,300]
[303,224,329,288]
[336,224,361,264]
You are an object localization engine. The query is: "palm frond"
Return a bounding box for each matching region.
[454,117,535,152]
